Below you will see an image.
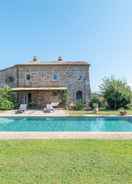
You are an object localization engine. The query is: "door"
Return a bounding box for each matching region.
[21,94,28,104]
[76,91,83,101]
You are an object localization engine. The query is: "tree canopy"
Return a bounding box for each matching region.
[99,77,132,110]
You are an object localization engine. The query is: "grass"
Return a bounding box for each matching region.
[0,140,132,184]
[66,109,132,116]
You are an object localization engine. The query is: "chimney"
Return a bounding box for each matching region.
[58,56,63,61]
[33,56,37,62]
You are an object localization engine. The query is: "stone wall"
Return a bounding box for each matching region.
[18,90,63,108]
[31,91,62,108]
[0,63,91,107]
[0,66,17,88]
[17,65,90,105]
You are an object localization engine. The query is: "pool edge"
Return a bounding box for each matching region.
[0,132,132,140]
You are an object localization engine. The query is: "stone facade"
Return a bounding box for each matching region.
[0,66,17,88]
[0,58,91,108]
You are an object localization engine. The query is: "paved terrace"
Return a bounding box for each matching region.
[0,109,67,117]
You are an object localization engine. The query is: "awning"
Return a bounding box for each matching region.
[12,87,67,91]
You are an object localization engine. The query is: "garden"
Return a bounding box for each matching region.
[0,76,132,116]
[70,76,132,115]
[0,140,131,184]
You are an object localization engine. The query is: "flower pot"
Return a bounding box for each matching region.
[120,111,127,116]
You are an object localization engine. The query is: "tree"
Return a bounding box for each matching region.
[0,87,16,110]
[99,77,132,110]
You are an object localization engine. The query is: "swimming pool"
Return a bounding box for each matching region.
[0,117,132,132]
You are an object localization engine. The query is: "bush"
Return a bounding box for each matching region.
[75,101,84,111]
[90,93,106,109]
[126,104,132,110]
[0,87,16,110]
[0,99,14,110]
[99,77,132,110]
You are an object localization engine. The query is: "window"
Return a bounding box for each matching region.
[28,93,32,104]
[52,72,60,81]
[26,74,31,80]
[6,76,14,83]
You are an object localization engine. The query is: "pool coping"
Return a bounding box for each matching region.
[0,132,132,139]
[1,114,132,118]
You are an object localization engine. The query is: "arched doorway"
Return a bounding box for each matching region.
[76,91,83,101]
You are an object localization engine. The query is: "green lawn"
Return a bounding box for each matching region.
[0,140,132,184]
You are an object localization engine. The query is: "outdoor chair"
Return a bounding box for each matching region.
[16,104,27,113]
[51,102,59,108]
[43,104,55,113]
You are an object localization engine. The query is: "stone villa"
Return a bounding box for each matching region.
[0,57,91,108]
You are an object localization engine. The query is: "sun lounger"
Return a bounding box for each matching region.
[51,102,59,108]
[16,104,27,113]
[44,104,55,113]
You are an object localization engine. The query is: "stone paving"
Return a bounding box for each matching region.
[0,132,131,140]
[0,109,67,117]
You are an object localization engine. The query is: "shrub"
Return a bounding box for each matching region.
[75,101,84,110]
[0,87,16,110]
[0,99,14,110]
[99,77,132,110]
[90,93,106,109]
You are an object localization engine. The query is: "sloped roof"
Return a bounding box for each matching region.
[0,57,90,72]
[22,56,89,66]
[20,60,89,66]
[12,87,67,91]
[54,61,89,65]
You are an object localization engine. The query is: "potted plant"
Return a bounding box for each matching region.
[119,108,127,116]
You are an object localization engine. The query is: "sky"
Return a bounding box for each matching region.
[0,0,131,91]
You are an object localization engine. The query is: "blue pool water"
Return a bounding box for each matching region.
[0,117,132,131]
